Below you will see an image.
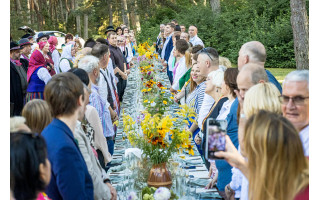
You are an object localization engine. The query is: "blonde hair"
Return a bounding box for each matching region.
[219,56,232,68]
[74,47,92,68]
[10,116,27,132]
[244,110,309,200]
[185,48,192,68]
[22,99,52,134]
[243,82,281,117]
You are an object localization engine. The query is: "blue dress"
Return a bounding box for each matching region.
[215,98,239,191]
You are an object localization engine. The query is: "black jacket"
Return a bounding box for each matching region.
[10,62,24,116]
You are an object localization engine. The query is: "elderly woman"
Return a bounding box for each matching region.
[59,44,76,72]
[26,42,53,102]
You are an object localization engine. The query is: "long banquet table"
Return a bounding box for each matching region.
[107,59,222,200]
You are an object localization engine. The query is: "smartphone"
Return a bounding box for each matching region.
[205,119,227,160]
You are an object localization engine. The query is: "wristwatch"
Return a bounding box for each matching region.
[103,179,111,184]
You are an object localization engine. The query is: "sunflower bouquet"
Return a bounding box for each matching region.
[123,105,196,165]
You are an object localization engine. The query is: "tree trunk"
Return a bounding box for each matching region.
[15,0,22,14]
[27,0,32,24]
[290,0,309,69]
[209,0,220,15]
[58,0,64,21]
[121,0,130,27]
[133,0,140,32]
[32,0,42,30]
[74,0,81,36]
[108,0,113,26]
[84,14,88,39]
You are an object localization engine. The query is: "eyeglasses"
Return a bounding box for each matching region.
[199,48,213,61]
[279,95,309,105]
[117,40,124,43]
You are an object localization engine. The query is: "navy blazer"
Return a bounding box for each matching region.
[42,119,94,200]
[164,37,173,62]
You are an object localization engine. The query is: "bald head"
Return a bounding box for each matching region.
[188,25,198,38]
[238,41,267,70]
[237,63,268,99]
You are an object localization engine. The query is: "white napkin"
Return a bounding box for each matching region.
[124,148,143,159]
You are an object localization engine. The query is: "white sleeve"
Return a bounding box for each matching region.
[37,68,52,84]
[52,50,61,74]
[59,59,71,73]
[198,94,215,126]
[172,64,187,91]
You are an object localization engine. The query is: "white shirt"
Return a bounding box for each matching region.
[126,44,133,63]
[240,173,249,200]
[37,68,52,84]
[300,125,309,156]
[51,49,61,74]
[172,56,187,91]
[197,94,215,127]
[167,49,175,72]
[161,33,173,59]
[59,59,72,73]
[98,69,111,108]
[216,99,235,120]
[229,146,242,198]
[189,35,204,47]
[108,59,118,89]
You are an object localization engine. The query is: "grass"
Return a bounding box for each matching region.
[265,68,295,84]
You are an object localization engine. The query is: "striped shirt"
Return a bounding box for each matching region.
[194,82,206,115]
[89,83,115,138]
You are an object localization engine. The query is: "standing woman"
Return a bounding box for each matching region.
[116,27,123,36]
[122,26,129,34]
[26,42,52,102]
[59,44,76,73]
[47,36,60,74]
[129,33,136,56]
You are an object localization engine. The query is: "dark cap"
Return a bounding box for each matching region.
[36,32,49,42]
[105,26,116,35]
[10,41,22,51]
[18,38,32,46]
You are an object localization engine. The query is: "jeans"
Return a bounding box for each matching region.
[106,139,114,156]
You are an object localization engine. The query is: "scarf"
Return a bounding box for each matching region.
[10,58,22,66]
[21,54,30,62]
[60,44,74,63]
[27,49,46,82]
[48,36,58,53]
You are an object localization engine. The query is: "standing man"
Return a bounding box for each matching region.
[180,32,190,43]
[18,38,32,69]
[78,55,116,156]
[161,23,175,83]
[21,33,35,44]
[10,42,27,116]
[237,41,282,93]
[281,70,309,156]
[42,72,94,200]
[156,24,165,53]
[91,43,119,126]
[108,32,128,102]
[188,25,204,47]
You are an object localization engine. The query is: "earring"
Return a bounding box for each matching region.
[216,89,219,92]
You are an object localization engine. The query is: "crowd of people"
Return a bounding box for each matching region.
[10,19,309,200]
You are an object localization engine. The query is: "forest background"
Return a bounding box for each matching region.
[10,0,309,69]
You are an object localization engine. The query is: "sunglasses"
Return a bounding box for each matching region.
[199,48,214,61]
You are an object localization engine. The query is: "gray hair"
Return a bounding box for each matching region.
[241,41,267,63]
[208,70,224,87]
[10,116,26,132]
[78,55,100,74]
[242,63,268,84]
[283,70,309,89]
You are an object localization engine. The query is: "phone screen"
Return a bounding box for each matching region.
[205,119,227,160]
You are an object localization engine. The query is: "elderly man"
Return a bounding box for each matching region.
[281,70,309,156]
[78,55,116,156]
[10,42,27,116]
[237,41,282,93]
[188,25,204,47]
[18,38,32,68]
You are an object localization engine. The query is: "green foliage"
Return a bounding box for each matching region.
[137,0,301,68]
